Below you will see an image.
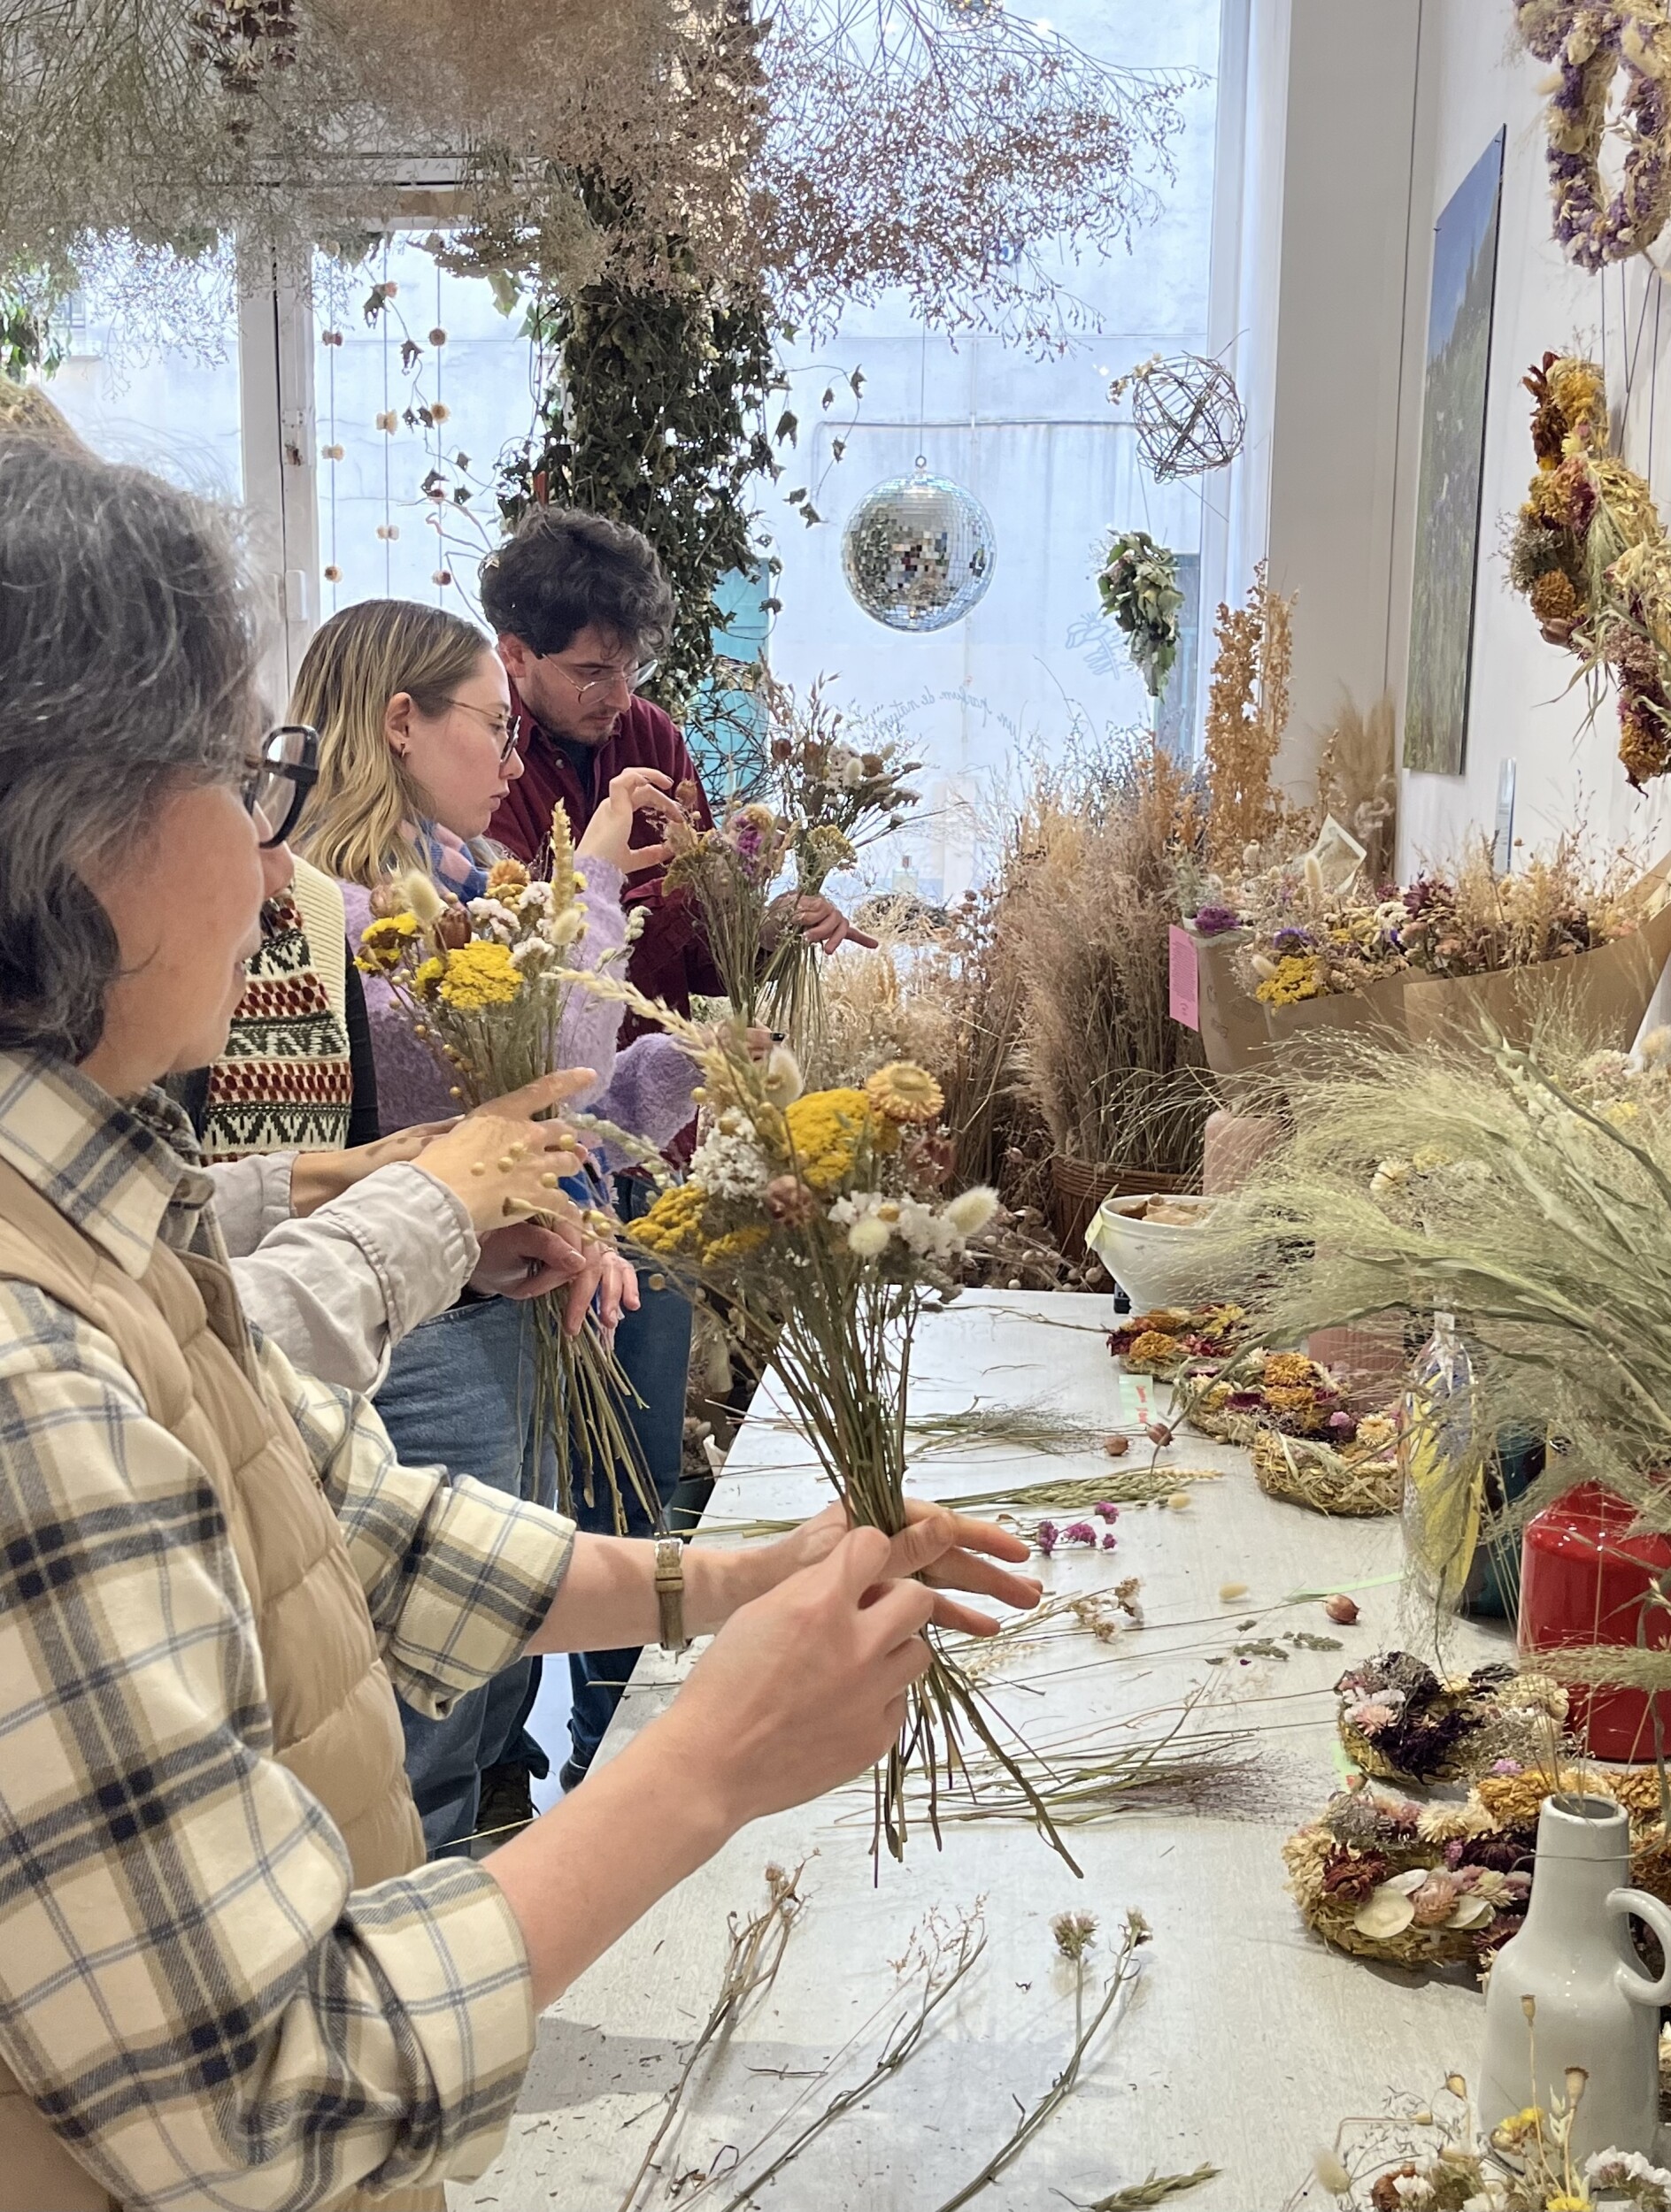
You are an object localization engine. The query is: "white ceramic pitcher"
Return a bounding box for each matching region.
[1481,1792,1671,2160]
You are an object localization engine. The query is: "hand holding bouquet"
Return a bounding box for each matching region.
[356,807,661,1530]
[554,954,1074,1870]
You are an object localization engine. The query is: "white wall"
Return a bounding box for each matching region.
[1213,0,1421,787]
[1387,0,1671,872]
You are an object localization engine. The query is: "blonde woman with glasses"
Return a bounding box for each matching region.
[291,600,709,1855]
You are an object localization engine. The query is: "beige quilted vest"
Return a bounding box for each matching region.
[0,1156,440,2211]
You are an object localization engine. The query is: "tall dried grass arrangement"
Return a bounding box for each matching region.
[1313,694,1398,887]
[1193,1025,1671,1681]
[809,889,1036,1196]
[1004,734,1213,1176]
[1204,562,1296,872]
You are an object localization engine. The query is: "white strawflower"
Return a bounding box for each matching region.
[943,1186,999,1238]
[467,895,520,943]
[896,1198,956,1261]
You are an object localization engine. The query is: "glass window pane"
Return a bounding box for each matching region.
[46,241,243,500]
[313,237,540,621]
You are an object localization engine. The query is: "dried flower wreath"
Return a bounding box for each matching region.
[1515,0,1671,272]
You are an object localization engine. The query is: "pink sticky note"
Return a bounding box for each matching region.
[1169,924,1200,1029]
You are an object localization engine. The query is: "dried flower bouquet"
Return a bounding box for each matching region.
[357,809,661,1531]
[560,967,1078,1870]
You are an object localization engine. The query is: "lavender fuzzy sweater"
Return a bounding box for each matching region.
[341,856,697,1158]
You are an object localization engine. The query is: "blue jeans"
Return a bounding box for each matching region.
[373,1296,554,1855]
[566,1190,693,1772]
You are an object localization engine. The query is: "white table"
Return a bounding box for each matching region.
[453,1291,1510,2212]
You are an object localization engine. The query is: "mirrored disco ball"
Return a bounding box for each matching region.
[841,459,997,633]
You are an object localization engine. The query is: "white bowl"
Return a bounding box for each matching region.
[1087,1192,1218,1312]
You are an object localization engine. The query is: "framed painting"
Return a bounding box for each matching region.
[1404,128,1505,774]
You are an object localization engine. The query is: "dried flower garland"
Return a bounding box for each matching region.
[1106,1302,1247,1377]
[1096,530,1184,698]
[1515,0,1671,271]
[1181,1348,1351,1446]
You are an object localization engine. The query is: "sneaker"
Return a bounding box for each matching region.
[558,1756,589,1794]
[474,1763,535,1850]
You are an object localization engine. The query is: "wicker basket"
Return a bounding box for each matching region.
[1046,1156,1191,1253]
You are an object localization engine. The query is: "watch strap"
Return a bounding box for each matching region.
[654,1535,689,1653]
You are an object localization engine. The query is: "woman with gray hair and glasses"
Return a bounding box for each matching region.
[0,438,1036,2210]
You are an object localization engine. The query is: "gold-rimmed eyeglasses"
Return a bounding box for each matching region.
[442,698,520,764]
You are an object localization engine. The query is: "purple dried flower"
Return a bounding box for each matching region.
[1062,1520,1097,1547]
[1092,1502,1120,1524]
[1491,1758,1522,1776]
[1036,1518,1059,1557]
[1272,926,1314,956]
[1100,1532,1119,1550]
[1192,903,1241,937]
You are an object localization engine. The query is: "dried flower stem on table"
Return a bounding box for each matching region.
[618,1863,806,2212]
[707,1908,987,2212]
[931,1910,1193,2212]
[1075,2170,1221,2210]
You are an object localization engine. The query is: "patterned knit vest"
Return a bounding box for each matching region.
[202,864,353,1160]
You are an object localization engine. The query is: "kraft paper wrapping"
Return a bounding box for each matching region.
[1190,931,1275,1078]
[1188,872,1671,1073]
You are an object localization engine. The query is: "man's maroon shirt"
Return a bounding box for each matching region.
[491,687,724,1020]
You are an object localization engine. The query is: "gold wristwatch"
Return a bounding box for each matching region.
[654,1536,689,1654]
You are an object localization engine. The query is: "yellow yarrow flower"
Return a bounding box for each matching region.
[356,912,420,972]
[435,941,523,1009]
[636,1184,707,1256]
[783,1088,874,1193]
[1254,952,1324,1006]
[411,956,446,1001]
[703,1225,771,1264]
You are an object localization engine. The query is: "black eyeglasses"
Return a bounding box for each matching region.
[242,724,319,848]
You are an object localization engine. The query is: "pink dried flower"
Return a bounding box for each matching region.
[1101,1532,1118,1550]
[1093,1502,1120,1523]
[1036,1519,1059,1556]
[1062,1520,1097,1546]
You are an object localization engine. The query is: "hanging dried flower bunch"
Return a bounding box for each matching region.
[4,0,1190,351]
[187,0,296,119]
[754,0,1193,349]
[1203,562,1295,872]
[0,0,764,303]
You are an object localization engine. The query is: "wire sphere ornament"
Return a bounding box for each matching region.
[841,458,997,632]
[1111,354,1246,482]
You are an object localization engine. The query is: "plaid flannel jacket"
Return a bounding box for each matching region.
[0,1052,574,2209]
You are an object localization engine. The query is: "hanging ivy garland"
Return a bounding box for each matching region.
[1515,0,1671,271]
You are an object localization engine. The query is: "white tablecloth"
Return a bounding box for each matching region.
[453,1290,1508,2212]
